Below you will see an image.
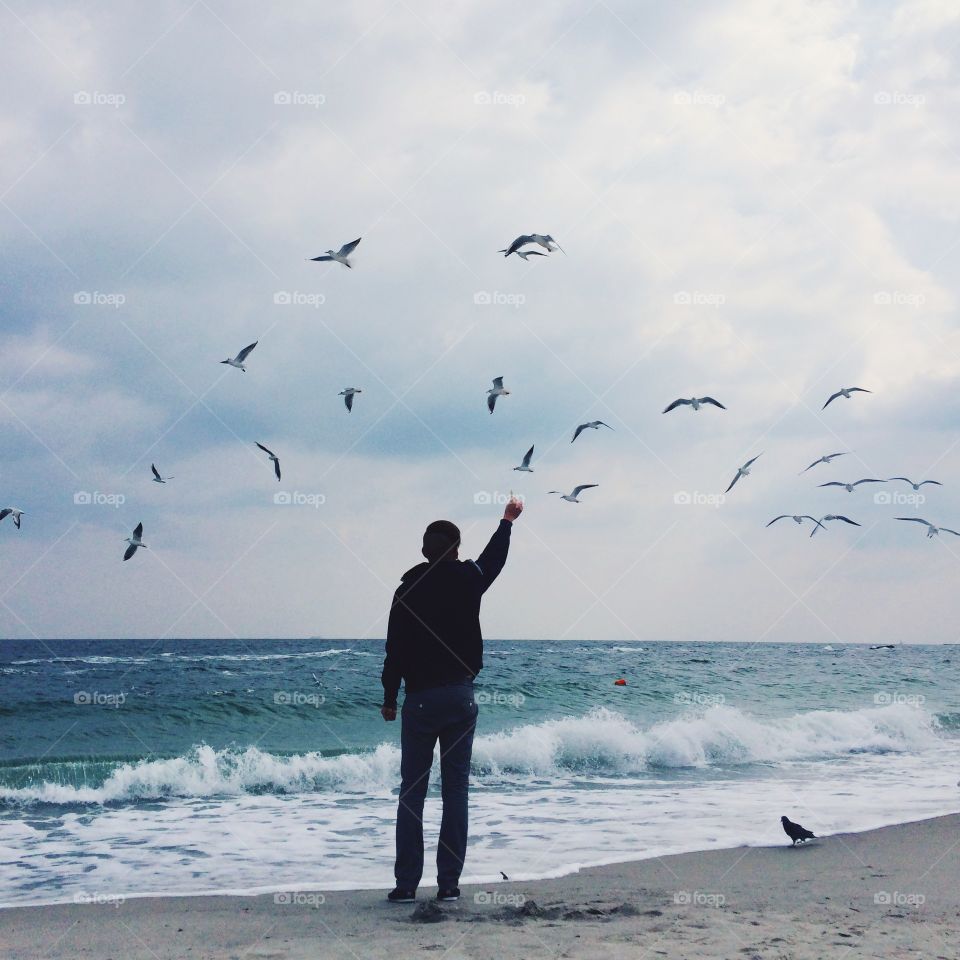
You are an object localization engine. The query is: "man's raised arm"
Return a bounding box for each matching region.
[473,497,523,592]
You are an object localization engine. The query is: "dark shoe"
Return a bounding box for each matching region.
[436,887,460,902]
[387,887,417,903]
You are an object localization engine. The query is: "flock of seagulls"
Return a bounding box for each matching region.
[3,233,955,559]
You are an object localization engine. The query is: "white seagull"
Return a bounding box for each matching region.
[887,477,942,491]
[151,464,173,483]
[221,341,258,371]
[339,387,362,412]
[809,514,861,537]
[309,237,361,269]
[766,514,820,528]
[725,454,762,494]
[0,507,25,529]
[571,421,613,443]
[487,376,510,414]
[501,234,565,257]
[256,442,281,481]
[895,517,960,539]
[800,452,849,474]
[822,386,871,410]
[513,445,535,472]
[123,522,146,561]
[548,484,598,503]
[663,397,726,414]
[818,479,886,493]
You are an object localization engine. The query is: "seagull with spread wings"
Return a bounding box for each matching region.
[220,341,258,371]
[895,517,960,539]
[663,396,726,414]
[725,454,762,494]
[513,445,535,472]
[818,479,885,493]
[151,464,173,484]
[572,420,613,443]
[487,377,510,414]
[0,508,25,530]
[256,442,281,481]
[339,387,361,412]
[809,515,861,537]
[548,484,598,503]
[887,477,942,491]
[822,386,871,410]
[309,237,361,269]
[123,522,146,561]
[500,234,564,257]
[766,514,821,529]
[800,452,848,474]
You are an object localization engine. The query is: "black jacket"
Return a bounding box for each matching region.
[381,519,512,707]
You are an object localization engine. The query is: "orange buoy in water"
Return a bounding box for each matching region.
[614,678,627,686]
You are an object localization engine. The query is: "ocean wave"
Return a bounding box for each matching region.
[10,649,360,666]
[0,703,944,806]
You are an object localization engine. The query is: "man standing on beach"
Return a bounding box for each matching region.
[380,497,524,903]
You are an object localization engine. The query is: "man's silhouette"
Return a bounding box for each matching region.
[381,497,524,903]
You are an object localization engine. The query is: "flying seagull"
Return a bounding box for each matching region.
[781,815,816,846]
[809,514,861,537]
[123,522,146,561]
[501,234,565,257]
[309,237,361,269]
[487,376,510,414]
[800,452,848,474]
[221,341,258,371]
[725,454,762,494]
[822,386,871,410]
[895,517,960,539]
[766,514,821,529]
[151,464,173,484]
[256,442,281,481]
[887,477,942,491]
[513,445,535,472]
[572,420,613,443]
[512,249,547,261]
[339,387,361,412]
[0,508,25,529]
[662,397,726,414]
[548,484,598,503]
[818,479,885,493]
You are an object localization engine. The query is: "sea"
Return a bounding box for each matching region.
[1,638,958,908]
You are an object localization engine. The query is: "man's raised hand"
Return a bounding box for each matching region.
[504,496,524,522]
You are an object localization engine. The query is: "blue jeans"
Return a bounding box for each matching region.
[394,682,478,889]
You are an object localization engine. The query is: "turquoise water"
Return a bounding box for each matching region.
[1,638,958,905]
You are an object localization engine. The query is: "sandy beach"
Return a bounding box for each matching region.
[3,813,958,959]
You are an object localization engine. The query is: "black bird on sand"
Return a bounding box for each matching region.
[500,871,509,881]
[781,815,816,845]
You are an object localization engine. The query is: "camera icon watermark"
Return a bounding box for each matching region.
[475,690,526,707]
[474,891,527,906]
[873,691,925,707]
[73,491,125,508]
[874,490,924,507]
[73,291,126,308]
[673,89,726,107]
[273,690,325,708]
[73,891,125,906]
[473,291,526,307]
[673,290,726,307]
[874,290,925,308]
[474,491,526,506]
[674,691,726,707]
[673,890,725,907]
[673,491,725,508]
[274,891,326,907]
[473,90,526,107]
[74,90,126,108]
[875,890,924,907]
[273,291,325,307]
[274,90,325,107]
[273,491,326,508]
[874,91,925,107]
[74,691,126,708]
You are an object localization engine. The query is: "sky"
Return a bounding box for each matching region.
[1,0,960,644]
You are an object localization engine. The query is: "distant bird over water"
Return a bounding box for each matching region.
[123,522,146,561]
[221,341,258,372]
[895,517,960,539]
[800,452,848,474]
[818,479,885,493]
[548,484,598,503]
[500,234,564,257]
[151,464,173,484]
[809,515,861,537]
[339,388,361,412]
[487,377,510,414]
[571,421,613,443]
[822,386,871,410]
[0,508,25,530]
[513,445,535,472]
[781,815,816,845]
[309,237,361,269]
[256,442,282,481]
[663,396,726,414]
[887,477,942,491]
[725,454,762,494]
